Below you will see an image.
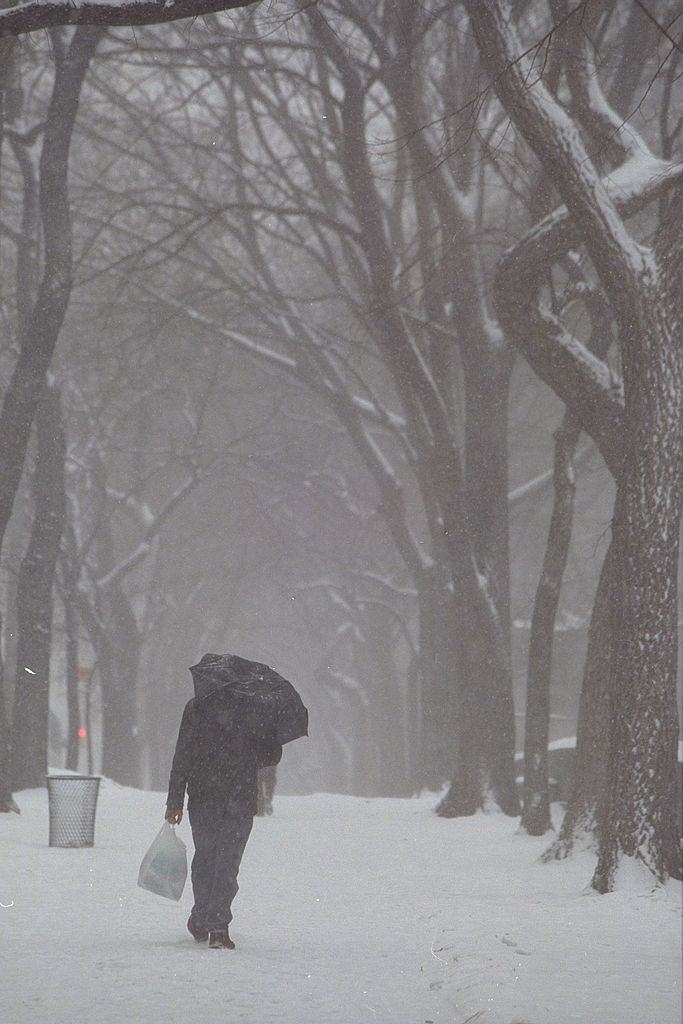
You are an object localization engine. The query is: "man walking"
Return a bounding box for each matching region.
[165,653,285,950]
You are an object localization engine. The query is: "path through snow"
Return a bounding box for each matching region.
[2,781,680,1024]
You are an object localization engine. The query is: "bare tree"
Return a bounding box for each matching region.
[59,361,212,785]
[10,381,66,789]
[81,5,525,813]
[464,0,682,887]
[0,31,99,803]
[0,29,101,553]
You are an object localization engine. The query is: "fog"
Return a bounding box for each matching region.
[1,2,681,1020]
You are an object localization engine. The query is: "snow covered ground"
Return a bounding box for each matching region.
[3,780,681,1024]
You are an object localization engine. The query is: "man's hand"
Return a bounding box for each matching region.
[165,807,183,825]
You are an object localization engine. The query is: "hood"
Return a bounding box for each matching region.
[189,653,260,702]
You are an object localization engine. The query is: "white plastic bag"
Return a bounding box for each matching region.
[137,823,187,901]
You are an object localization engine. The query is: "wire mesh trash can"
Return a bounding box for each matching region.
[46,775,101,848]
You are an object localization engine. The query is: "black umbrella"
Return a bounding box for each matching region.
[189,653,308,746]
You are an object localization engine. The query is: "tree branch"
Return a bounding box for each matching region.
[0,0,259,38]
[495,151,682,470]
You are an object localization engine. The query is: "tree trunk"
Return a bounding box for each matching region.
[0,611,18,811]
[543,545,613,861]
[0,29,100,562]
[144,667,168,791]
[63,587,80,772]
[10,382,66,790]
[0,38,16,189]
[385,21,520,815]
[593,257,683,888]
[435,665,483,818]
[0,39,15,811]
[522,413,581,835]
[463,348,513,643]
[462,344,519,815]
[99,585,142,787]
[404,647,422,793]
[417,580,461,790]
[0,695,16,810]
[0,568,20,809]
[361,604,413,796]
[458,344,518,815]
[435,559,519,818]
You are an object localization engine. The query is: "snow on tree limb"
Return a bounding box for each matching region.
[0,0,259,38]
[463,0,681,487]
[139,285,411,437]
[94,467,200,588]
[507,441,594,510]
[495,151,682,469]
[465,0,661,313]
[560,2,653,169]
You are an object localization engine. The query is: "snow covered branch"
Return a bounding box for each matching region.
[465,0,661,314]
[0,0,258,38]
[507,441,594,511]
[495,150,681,469]
[94,466,200,588]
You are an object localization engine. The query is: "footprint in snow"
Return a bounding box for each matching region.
[500,934,533,955]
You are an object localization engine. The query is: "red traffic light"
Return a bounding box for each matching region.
[77,727,87,739]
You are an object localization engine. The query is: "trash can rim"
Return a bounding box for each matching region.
[46,774,102,781]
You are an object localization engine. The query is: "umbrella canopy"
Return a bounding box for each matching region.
[189,653,308,746]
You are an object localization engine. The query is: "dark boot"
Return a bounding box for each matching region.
[208,929,235,949]
[187,916,208,942]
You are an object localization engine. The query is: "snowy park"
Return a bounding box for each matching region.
[4,780,681,1024]
[1,2,682,1023]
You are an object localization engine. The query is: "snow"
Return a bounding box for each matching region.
[548,735,577,752]
[350,395,406,431]
[3,781,681,1024]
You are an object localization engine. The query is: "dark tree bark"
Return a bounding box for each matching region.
[0,39,16,191]
[543,546,613,861]
[63,587,80,772]
[98,597,142,787]
[0,617,19,811]
[462,345,519,815]
[80,560,142,787]
[437,661,483,818]
[522,288,613,837]
[58,524,87,772]
[0,29,98,801]
[417,581,461,790]
[593,196,683,889]
[355,604,412,796]
[10,382,67,790]
[0,27,101,564]
[0,38,17,813]
[436,567,520,818]
[521,413,581,835]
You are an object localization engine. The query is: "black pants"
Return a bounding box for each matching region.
[188,803,253,931]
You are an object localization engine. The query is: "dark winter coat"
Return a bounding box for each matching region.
[166,689,283,817]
